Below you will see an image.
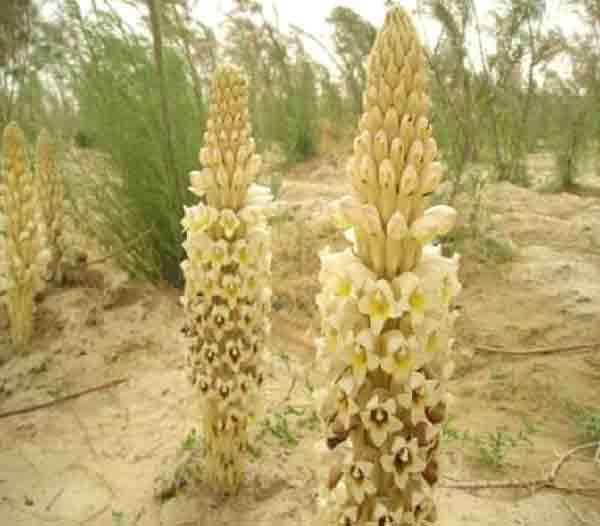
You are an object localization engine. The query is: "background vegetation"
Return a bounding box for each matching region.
[1,0,599,284]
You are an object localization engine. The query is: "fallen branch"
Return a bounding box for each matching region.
[0,378,128,419]
[442,441,600,494]
[474,342,598,355]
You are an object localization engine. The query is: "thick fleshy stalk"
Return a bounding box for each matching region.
[36,128,65,283]
[316,8,462,525]
[1,123,43,348]
[181,65,272,494]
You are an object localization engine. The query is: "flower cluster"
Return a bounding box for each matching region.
[316,8,462,525]
[181,65,272,493]
[316,245,459,524]
[36,128,65,283]
[1,122,44,348]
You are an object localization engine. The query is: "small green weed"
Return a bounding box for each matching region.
[260,411,299,447]
[112,511,126,526]
[565,400,600,440]
[182,428,199,450]
[442,417,535,469]
[474,428,532,469]
[247,443,262,460]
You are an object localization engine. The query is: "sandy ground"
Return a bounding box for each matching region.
[1,152,599,525]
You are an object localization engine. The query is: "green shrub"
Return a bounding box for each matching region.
[69,10,205,286]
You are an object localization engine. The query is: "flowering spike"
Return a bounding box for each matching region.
[1,122,43,348]
[316,8,463,525]
[36,128,65,283]
[181,65,272,494]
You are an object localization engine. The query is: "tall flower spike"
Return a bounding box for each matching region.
[36,128,65,283]
[181,65,272,494]
[316,8,463,525]
[1,122,43,348]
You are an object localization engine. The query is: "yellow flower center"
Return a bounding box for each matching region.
[353,347,367,367]
[409,289,425,312]
[336,277,353,298]
[426,332,438,354]
[370,291,389,318]
[394,349,411,370]
[237,246,249,265]
[213,246,225,264]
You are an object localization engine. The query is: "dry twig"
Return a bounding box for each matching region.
[0,378,128,419]
[85,229,152,267]
[474,343,598,355]
[442,441,600,494]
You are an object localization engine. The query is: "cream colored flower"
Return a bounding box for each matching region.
[232,238,255,267]
[209,239,231,269]
[315,328,352,379]
[417,319,449,366]
[219,209,241,239]
[410,206,456,245]
[182,203,218,233]
[189,168,215,198]
[345,458,377,504]
[408,372,444,425]
[239,204,266,227]
[195,373,216,398]
[341,329,377,388]
[238,304,256,332]
[198,269,221,301]
[319,247,374,301]
[321,294,366,336]
[245,183,272,206]
[247,226,270,260]
[380,436,425,490]
[221,273,242,307]
[409,478,435,526]
[408,282,427,328]
[391,272,419,316]
[182,231,212,264]
[223,339,245,372]
[358,279,398,334]
[360,394,403,447]
[365,501,407,526]
[226,406,246,433]
[336,506,360,526]
[215,378,235,410]
[240,270,259,299]
[210,304,233,340]
[334,375,361,430]
[380,330,420,384]
[202,342,221,371]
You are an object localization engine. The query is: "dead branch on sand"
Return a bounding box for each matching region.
[0,378,128,419]
[442,441,600,495]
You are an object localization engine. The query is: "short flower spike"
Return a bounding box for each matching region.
[36,128,65,283]
[181,65,272,494]
[316,7,463,524]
